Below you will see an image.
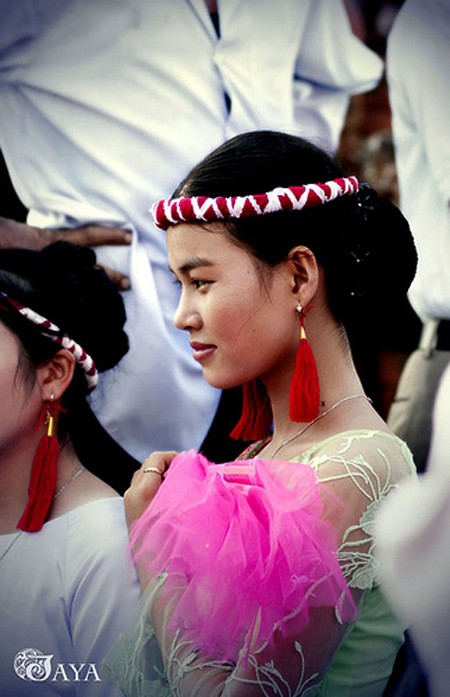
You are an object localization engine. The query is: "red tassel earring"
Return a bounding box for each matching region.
[230,379,273,441]
[289,304,320,422]
[17,396,60,533]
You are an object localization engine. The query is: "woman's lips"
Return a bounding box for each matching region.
[190,341,216,362]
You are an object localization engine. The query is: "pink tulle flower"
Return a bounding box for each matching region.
[130,450,357,663]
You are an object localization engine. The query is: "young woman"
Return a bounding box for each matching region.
[0,242,141,696]
[112,131,417,696]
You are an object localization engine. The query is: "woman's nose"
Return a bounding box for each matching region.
[173,295,202,331]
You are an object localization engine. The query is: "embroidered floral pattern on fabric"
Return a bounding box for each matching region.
[296,431,415,593]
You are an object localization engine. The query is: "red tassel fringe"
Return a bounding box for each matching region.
[230,311,320,438]
[289,324,321,423]
[17,431,59,533]
[230,380,273,441]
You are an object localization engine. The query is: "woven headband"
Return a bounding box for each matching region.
[151,176,359,230]
[0,291,98,392]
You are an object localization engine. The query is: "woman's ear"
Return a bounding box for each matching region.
[286,245,319,304]
[36,349,76,402]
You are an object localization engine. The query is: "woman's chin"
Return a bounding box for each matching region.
[203,373,242,391]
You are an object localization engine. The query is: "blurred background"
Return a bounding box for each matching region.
[0,0,421,419]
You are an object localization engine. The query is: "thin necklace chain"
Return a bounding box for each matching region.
[53,466,86,500]
[0,466,86,564]
[0,531,22,564]
[270,393,372,459]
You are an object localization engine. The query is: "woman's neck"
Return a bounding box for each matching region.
[0,433,39,533]
[0,427,81,534]
[266,315,363,444]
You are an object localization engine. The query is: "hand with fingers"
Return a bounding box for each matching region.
[124,451,178,527]
[0,217,132,289]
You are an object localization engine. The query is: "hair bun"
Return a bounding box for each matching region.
[333,185,417,316]
[37,241,129,372]
[0,241,129,373]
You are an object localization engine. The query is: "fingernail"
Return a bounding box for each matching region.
[124,232,132,243]
[120,277,131,290]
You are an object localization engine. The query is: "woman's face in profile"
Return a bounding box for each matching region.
[167,222,298,391]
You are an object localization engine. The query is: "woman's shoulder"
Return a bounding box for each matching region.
[48,497,129,559]
[64,496,127,535]
[293,429,416,483]
[59,497,137,598]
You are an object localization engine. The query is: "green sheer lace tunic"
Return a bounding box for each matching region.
[106,429,415,697]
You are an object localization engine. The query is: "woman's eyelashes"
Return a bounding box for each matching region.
[191,278,212,290]
[170,269,213,291]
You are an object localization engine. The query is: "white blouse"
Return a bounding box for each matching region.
[0,497,141,696]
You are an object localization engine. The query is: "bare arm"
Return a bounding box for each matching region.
[0,216,132,288]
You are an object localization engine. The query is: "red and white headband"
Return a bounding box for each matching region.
[0,291,98,392]
[151,176,359,230]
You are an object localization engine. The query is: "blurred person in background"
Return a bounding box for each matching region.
[0,0,383,466]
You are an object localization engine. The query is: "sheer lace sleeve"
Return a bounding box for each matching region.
[294,430,415,592]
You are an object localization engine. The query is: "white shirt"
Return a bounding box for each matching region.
[379,9,450,693]
[0,0,383,461]
[0,498,141,697]
[375,374,450,697]
[387,0,450,321]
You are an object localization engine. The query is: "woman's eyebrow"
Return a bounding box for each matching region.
[171,257,214,275]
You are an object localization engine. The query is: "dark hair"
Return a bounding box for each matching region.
[0,241,138,492]
[175,130,417,361]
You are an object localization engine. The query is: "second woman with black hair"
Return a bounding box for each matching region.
[0,242,140,696]
[111,131,418,696]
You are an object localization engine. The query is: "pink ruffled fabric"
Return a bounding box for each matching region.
[130,450,357,663]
